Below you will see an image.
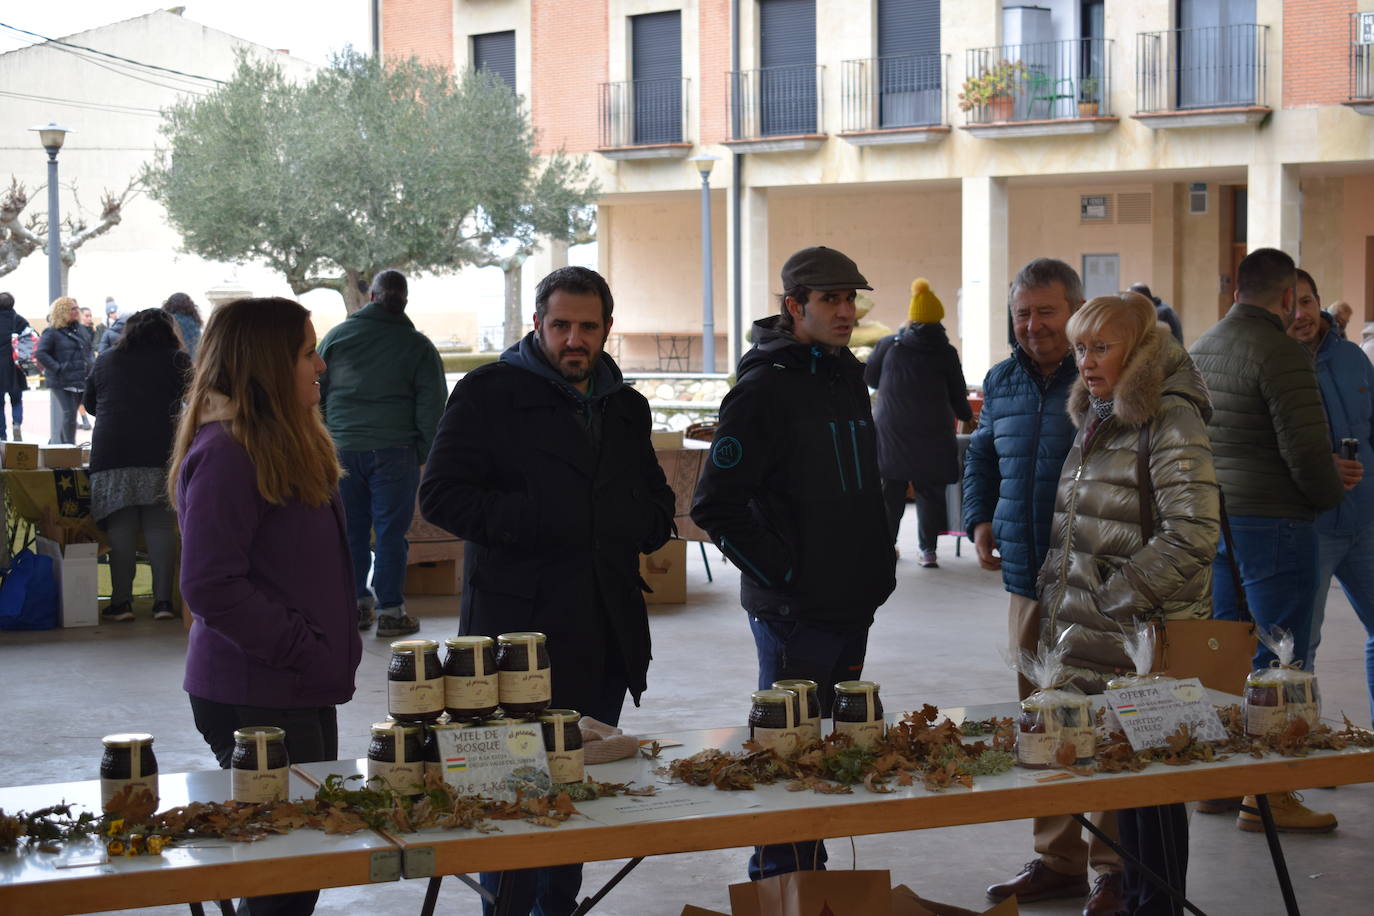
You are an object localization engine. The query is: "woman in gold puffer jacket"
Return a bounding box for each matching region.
[1037,292,1219,916]
[1039,295,1220,691]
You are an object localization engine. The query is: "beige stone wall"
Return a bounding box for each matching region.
[767,186,963,340]
[1340,174,1374,323]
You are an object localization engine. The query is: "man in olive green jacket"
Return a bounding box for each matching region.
[319,270,448,637]
[1189,248,1346,833]
[1189,247,1343,669]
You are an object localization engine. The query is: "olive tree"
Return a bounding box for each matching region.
[145,49,596,315]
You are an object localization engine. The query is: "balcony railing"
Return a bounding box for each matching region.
[598,77,689,148]
[728,65,824,139]
[962,38,1111,125]
[1351,12,1374,100]
[1137,24,1267,113]
[842,53,947,131]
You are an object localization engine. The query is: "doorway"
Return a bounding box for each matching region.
[1082,254,1120,300]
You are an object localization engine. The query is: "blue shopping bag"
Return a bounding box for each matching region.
[0,548,58,630]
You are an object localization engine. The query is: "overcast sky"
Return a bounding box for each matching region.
[0,1,372,66]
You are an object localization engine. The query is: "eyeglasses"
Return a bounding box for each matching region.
[1073,341,1122,361]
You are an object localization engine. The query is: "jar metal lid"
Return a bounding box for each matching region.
[101,732,154,747]
[445,635,495,649]
[834,680,880,694]
[482,716,529,726]
[233,726,285,743]
[537,708,581,724]
[772,679,818,692]
[497,631,547,644]
[751,689,797,705]
[371,721,423,736]
[390,638,439,654]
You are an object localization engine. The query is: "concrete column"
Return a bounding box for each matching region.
[727,183,769,369]
[960,175,1009,383]
[521,238,571,315]
[1246,162,1300,260]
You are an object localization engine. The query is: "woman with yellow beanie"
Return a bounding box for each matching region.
[864,279,972,567]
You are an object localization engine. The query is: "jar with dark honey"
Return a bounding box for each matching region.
[100,733,158,811]
[1015,693,1094,769]
[367,721,425,795]
[496,632,552,717]
[423,719,471,785]
[748,688,804,755]
[443,635,499,719]
[832,681,885,748]
[538,709,584,785]
[231,726,290,803]
[388,639,445,723]
[772,678,821,742]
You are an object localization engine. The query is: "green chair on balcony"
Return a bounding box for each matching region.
[1025,70,1075,120]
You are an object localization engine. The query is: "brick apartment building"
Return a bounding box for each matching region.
[380,0,1374,380]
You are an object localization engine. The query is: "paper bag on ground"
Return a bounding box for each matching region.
[730,870,893,916]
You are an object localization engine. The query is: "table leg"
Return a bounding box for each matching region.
[699,542,713,583]
[216,901,234,916]
[1250,795,1302,916]
[188,904,205,916]
[570,857,646,915]
[493,871,517,916]
[1072,813,1207,916]
[419,876,442,916]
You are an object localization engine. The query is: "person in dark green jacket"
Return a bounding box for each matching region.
[318,270,447,637]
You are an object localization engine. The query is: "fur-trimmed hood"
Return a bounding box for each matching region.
[1067,326,1212,429]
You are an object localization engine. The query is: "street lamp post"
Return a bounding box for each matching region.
[688,153,719,374]
[29,122,72,305]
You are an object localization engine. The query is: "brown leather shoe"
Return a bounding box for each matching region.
[987,860,1089,903]
[1083,872,1126,916]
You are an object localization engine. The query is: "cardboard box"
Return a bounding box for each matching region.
[39,445,83,469]
[655,445,711,541]
[640,538,686,604]
[408,538,463,565]
[59,542,99,628]
[1,441,39,469]
[704,879,1019,916]
[404,558,462,596]
[652,429,684,449]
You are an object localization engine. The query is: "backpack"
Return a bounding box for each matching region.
[12,326,39,376]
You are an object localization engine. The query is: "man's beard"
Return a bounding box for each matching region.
[538,333,602,383]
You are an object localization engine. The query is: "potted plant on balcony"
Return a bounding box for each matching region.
[958,59,1025,122]
[1078,77,1101,117]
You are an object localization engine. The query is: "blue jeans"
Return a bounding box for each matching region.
[1212,515,1319,670]
[338,448,419,609]
[1310,528,1374,725]
[746,615,870,881]
[478,663,629,915]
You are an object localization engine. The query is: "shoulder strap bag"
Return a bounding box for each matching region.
[1137,424,1258,695]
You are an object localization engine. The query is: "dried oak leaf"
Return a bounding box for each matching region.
[1054,741,1079,767]
[862,771,894,794]
[320,807,369,835]
[105,786,157,823]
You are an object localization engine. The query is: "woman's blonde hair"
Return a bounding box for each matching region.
[48,297,78,328]
[1065,292,1158,362]
[167,297,340,508]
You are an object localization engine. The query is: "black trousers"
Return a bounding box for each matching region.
[189,695,339,916]
[1118,804,1189,915]
[880,479,946,552]
[479,657,630,915]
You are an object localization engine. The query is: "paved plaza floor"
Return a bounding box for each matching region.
[4,499,1373,914]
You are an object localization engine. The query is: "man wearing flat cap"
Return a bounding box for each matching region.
[693,246,896,881]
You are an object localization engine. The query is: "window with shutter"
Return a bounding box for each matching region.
[759,0,817,135]
[472,31,516,92]
[876,0,940,127]
[631,11,682,144]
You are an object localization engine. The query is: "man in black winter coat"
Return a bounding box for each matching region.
[692,246,896,882]
[419,266,674,916]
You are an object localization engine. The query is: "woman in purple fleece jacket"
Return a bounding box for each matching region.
[168,297,361,916]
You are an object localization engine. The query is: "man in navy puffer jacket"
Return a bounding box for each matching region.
[964,259,1124,914]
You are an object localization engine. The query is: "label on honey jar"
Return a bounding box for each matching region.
[500,668,551,704]
[232,766,288,803]
[389,675,444,716]
[547,748,585,784]
[832,719,883,749]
